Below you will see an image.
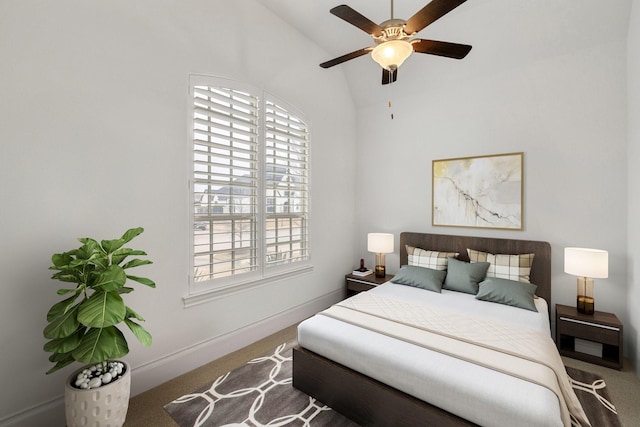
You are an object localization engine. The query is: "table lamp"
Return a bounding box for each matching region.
[368,233,394,278]
[564,247,608,315]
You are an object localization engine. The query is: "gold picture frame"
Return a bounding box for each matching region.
[432,152,523,230]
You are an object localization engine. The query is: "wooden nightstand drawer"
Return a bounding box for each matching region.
[347,280,377,293]
[555,304,623,370]
[345,273,393,297]
[558,317,620,346]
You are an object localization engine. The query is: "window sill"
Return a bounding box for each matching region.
[182,264,314,308]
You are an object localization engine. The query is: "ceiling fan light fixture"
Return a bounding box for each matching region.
[371,39,413,70]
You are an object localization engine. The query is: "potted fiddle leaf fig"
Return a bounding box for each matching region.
[43,227,155,427]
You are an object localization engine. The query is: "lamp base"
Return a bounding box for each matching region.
[375,265,386,278]
[576,277,595,315]
[577,295,594,315]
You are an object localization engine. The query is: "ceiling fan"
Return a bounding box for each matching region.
[320,0,472,85]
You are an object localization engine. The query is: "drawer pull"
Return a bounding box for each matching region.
[560,316,620,331]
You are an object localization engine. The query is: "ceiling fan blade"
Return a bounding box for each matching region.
[404,0,468,35]
[412,39,472,59]
[382,68,398,85]
[330,5,383,36]
[320,47,372,68]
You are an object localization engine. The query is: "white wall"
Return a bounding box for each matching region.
[0,1,357,425]
[354,2,631,350]
[628,0,640,374]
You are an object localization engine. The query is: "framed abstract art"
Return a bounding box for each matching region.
[432,152,523,230]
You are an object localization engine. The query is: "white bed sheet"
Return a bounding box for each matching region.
[297,282,563,427]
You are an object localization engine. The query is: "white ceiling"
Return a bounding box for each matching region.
[254,0,632,107]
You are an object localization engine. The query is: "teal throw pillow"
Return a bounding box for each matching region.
[443,257,490,294]
[476,277,538,312]
[391,265,446,293]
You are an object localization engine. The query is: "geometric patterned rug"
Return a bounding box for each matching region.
[164,341,357,427]
[164,341,621,427]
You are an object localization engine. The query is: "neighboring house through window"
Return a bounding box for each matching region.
[186,75,310,304]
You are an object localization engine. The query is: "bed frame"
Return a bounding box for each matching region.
[292,232,552,427]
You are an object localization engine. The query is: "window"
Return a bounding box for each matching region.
[264,100,309,267]
[188,76,310,301]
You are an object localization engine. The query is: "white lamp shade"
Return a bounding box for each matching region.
[564,247,608,278]
[368,233,394,254]
[371,40,413,70]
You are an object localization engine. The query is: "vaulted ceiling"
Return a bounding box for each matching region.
[255,0,632,107]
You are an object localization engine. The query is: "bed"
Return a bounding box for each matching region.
[292,232,587,427]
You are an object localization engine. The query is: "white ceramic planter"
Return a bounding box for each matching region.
[64,361,131,427]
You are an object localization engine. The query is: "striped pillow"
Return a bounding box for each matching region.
[467,249,535,283]
[406,245,459,270]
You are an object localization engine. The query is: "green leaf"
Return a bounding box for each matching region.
[49,352,72,362]
[92,265,127,292]
[72,326,129,364]
[115,249,147,256]
[43,327,85,353]
[125,319,152,347]
[118,287,134,294]
[56,288,77,295]
[111,254,126,266]
[75,241,98,260]
[77,291,126,328]
[122,259,152,269]
[78,237,100,248]
[46,295,80,322]
[46,353,75,374]
[101,238,125,254]
[125,306,145,322]
[89,253,110,270]
[126,275,156,288]
[121,227,144,244]
[51,272,82,283]
[51,253,73,269]
[69,258,90,269]
[44,304,80,339]
[111,248,146,265]
[100,227,143,254]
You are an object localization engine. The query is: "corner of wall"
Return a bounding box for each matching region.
[627,0,640,379]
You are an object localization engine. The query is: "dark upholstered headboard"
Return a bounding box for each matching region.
[399,232,552,313]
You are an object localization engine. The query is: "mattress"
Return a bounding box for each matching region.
[297,282,563,427]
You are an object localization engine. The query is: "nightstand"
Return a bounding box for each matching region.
[556,304,623,370]
[345,273,394,297]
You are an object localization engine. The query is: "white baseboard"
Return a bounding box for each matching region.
[0,290,341,427]
[130,289,340,395]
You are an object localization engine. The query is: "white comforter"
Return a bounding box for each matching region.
[297,282,565,427]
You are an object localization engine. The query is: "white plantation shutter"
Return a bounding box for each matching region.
[264,99,309,267]
[189,76,310,296]
[192,84,259,283]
